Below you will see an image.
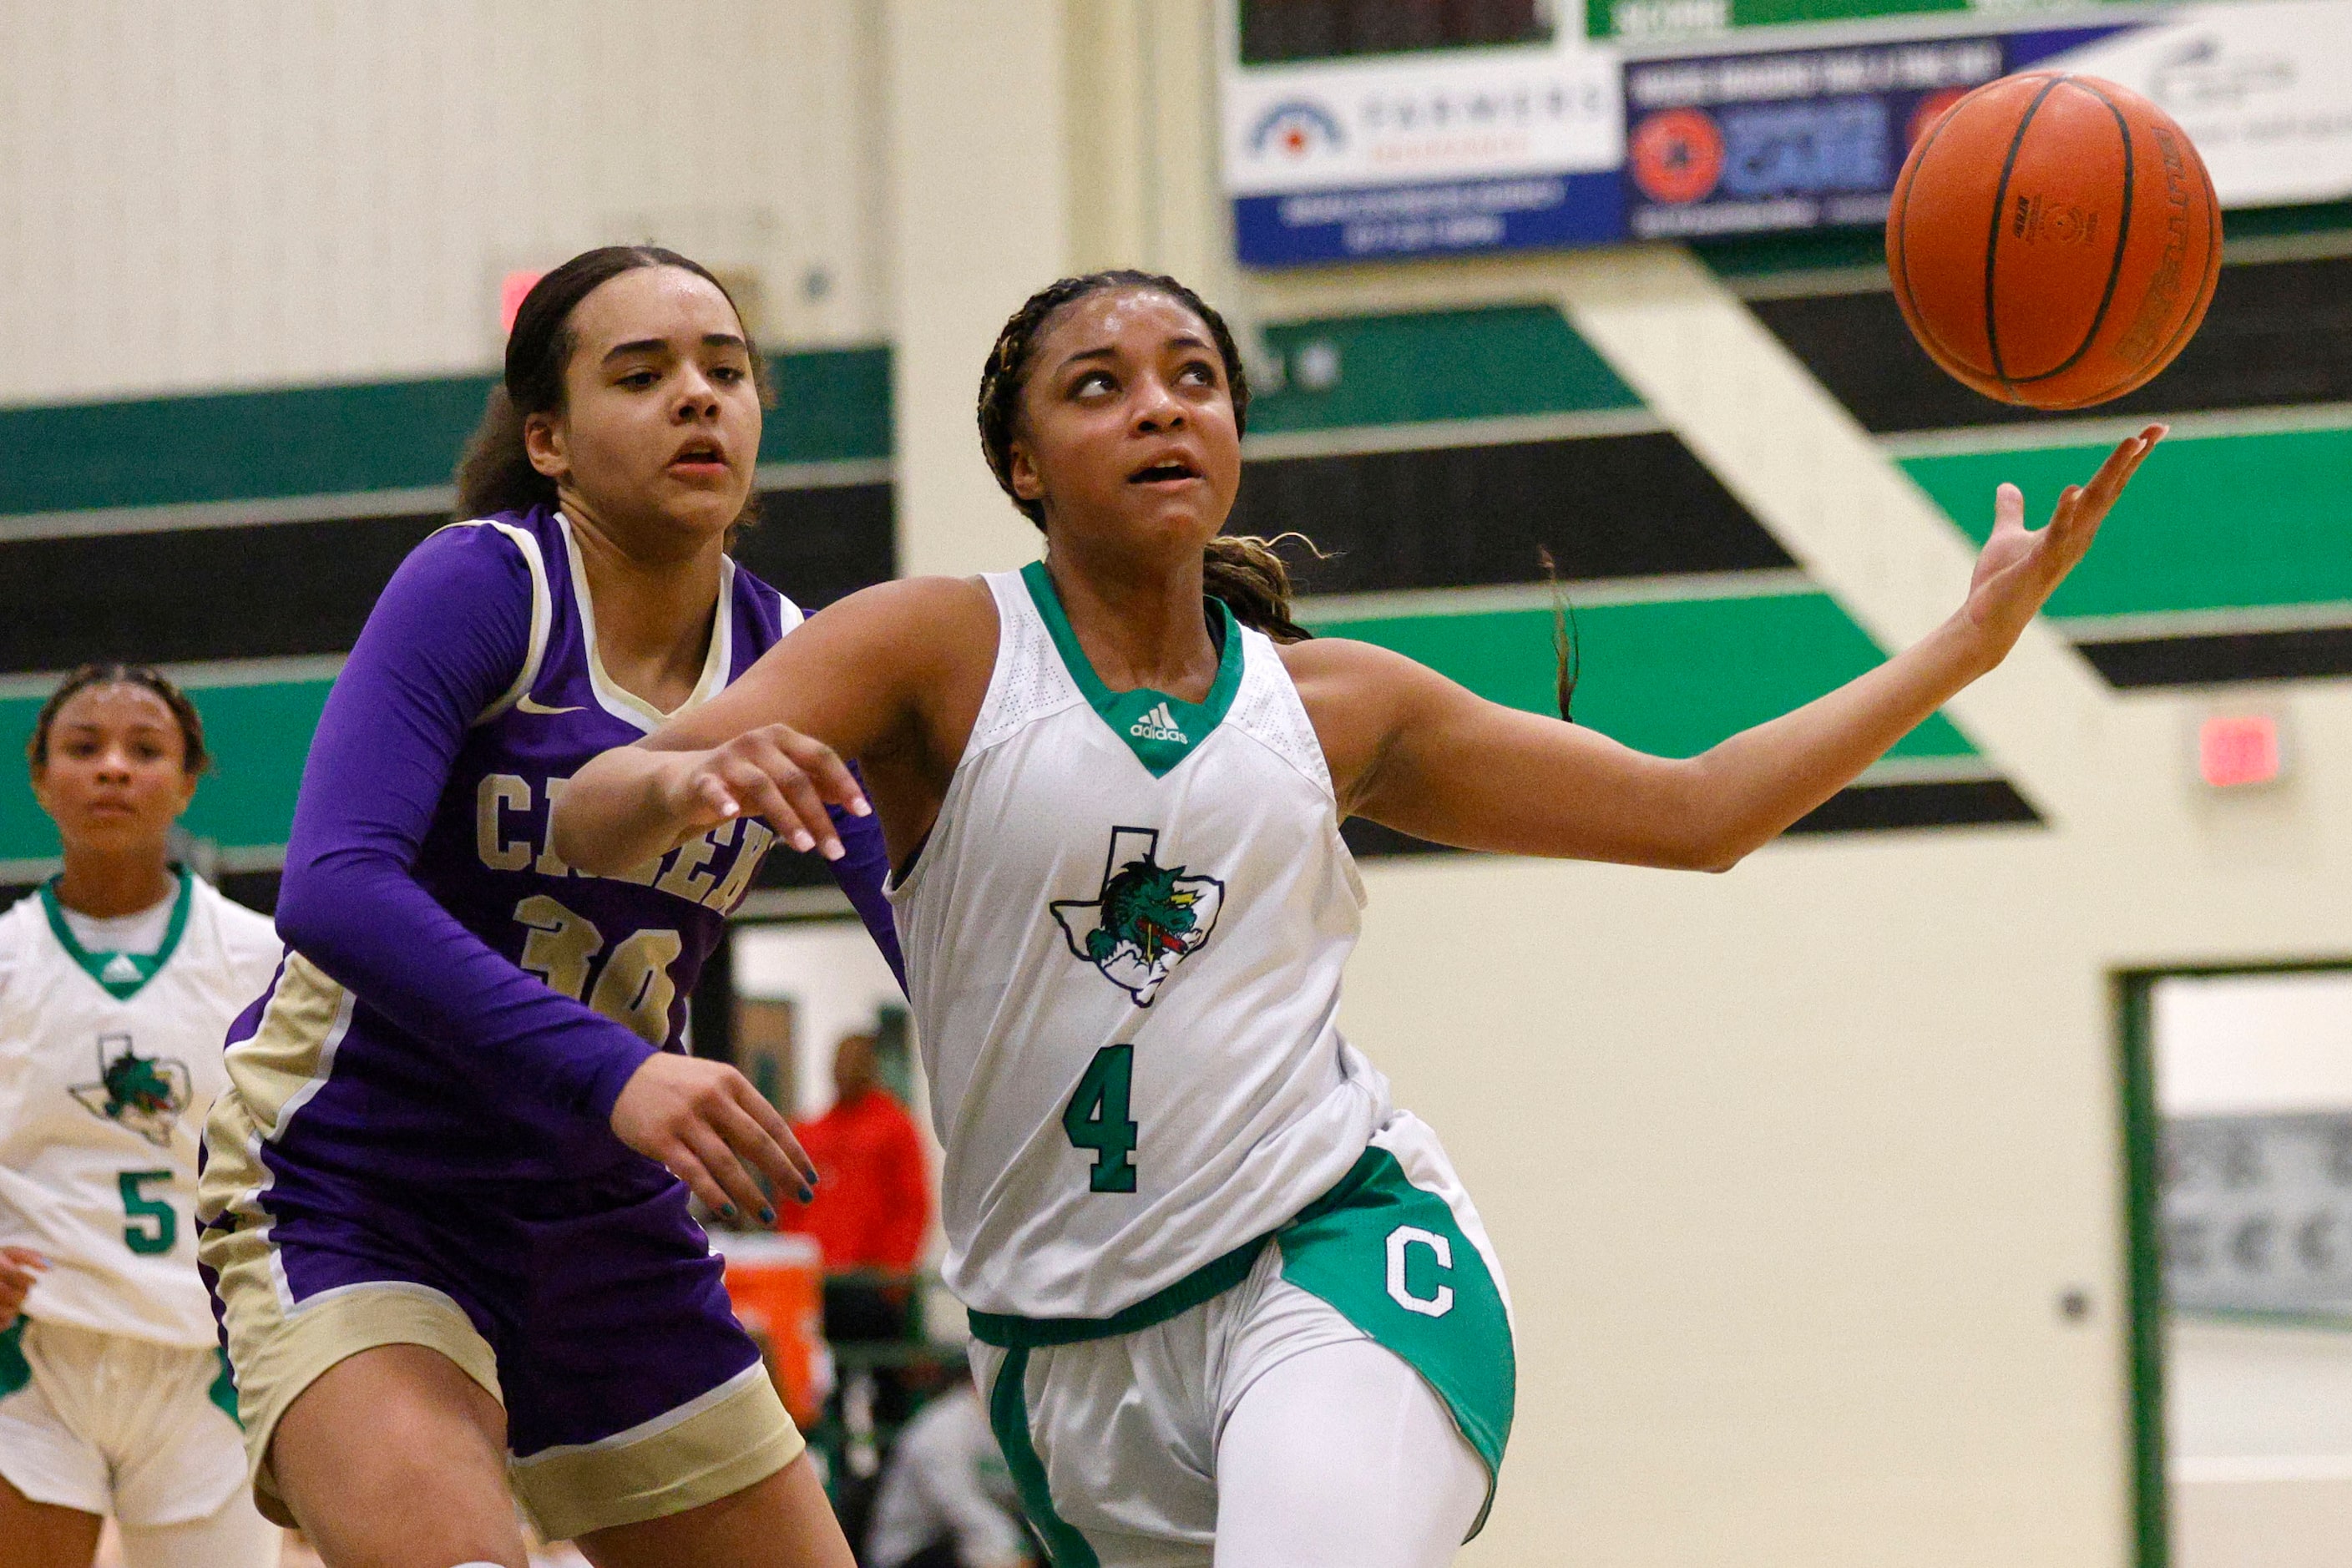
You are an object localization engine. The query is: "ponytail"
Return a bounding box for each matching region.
[1205,534,1317,645]
[453,385,550,518]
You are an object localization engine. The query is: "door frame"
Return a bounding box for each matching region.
[2116,958,2352,1568]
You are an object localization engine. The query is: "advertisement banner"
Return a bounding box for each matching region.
[1223,39,1626,265]
[2027,0,2352,209]
[1589,0,2137,44]
[1222,0,2352,266]
[1621,33,2018,237]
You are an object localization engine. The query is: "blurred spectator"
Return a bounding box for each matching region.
[780,1032,932,1338]
[866,1373,1034,1568]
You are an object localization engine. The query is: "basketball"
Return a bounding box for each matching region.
[1886,72,2221,410]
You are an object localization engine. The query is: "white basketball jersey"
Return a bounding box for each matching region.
[889,566,1392,1320]
[0,874,283,1346]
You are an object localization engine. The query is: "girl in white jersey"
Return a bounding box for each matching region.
[553,271,2163,1568]
[0,666,284,1568]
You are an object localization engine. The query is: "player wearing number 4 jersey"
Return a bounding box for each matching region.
[555,271,2160,1566]
[2,666,283,1568]
[197,250,898,1568]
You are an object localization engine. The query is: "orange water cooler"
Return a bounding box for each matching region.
[715,1231,829,1428]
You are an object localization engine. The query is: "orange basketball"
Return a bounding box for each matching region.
[1886,72,2220,410]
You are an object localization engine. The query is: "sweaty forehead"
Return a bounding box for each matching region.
[568,266,743,356]
[1039,287,1208,361]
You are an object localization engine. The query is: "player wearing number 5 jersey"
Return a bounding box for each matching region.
[1,666,284,1568]
[196,249,898,1568]
[554,271,2158,1567]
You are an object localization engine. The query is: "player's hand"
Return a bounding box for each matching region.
[1961,423,2164,660]
[0,1246,48,1327]
[660,723,869,861]
[610,1053,817,1223]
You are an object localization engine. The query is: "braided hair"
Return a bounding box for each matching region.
[28,665,211,776]
[976,270,1313,645]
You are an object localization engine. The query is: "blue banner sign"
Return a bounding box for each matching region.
[1233,171,1625,266]
[1621,36,2006,238]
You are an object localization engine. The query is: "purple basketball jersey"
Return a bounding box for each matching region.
[228,505,893,1191]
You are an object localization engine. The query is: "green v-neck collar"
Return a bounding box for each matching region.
[1022,561,1245,779]
[41,869,193,1002]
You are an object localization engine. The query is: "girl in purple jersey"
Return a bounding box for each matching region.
[196,249,896,1568]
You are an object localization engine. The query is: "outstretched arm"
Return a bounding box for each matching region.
[553,575,994,878]
[1312,426,2161,869]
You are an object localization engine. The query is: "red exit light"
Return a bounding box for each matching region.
[500,271,545,335]
[2199,714,2282,789]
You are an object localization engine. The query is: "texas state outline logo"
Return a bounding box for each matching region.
[69,1033,193,1149]
[1050,827,1225,1006]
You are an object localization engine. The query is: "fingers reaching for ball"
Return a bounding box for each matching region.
[1962,423,2164,647]
[2045,423,2166,566]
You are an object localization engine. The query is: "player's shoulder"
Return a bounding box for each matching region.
[0,889,48,1005]
[727,558,806,645]
[0,884,47,953]
[1275,632,1434,705]
[193,878,279,948]
[817,574,999,647]
[401,508,553,597]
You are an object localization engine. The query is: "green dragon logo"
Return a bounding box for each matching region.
[69,1034,193,1149]
[1050,827,1225,1005]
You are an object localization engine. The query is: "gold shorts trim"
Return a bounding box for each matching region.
[202,1214,499,1530]
[508,1361,805,1541]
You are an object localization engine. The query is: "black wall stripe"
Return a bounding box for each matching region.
[0,486,895,675]
[1338,779,2040,859]
[732,484,896,614]
[2082,627,2352,687]
[1233,432,1793,595]
[1783,778,2038,833]
[1749,255,2352,434]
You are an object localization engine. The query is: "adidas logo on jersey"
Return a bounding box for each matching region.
[1128,701,1188,745]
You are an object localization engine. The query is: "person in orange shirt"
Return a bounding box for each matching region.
[780,1033,932,1342]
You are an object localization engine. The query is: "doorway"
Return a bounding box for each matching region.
[2122,964,2352,1568]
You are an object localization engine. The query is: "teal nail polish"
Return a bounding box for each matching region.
[720,1201,739,1219]
[798,1186,816,1205]
[760,1206,777,1224]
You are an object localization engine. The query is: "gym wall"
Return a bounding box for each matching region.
[10,4,2352,1564]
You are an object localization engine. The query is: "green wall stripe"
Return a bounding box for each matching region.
[764,347,893,470]
[1306,594,1975,762]
[1900,425,2352,620]
[2,593,1980,861]
[1252,306,1641,434]
[2,679,332,862]
[0,348,891,518]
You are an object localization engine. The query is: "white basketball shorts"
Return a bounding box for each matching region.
[0,1316,278,1565]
